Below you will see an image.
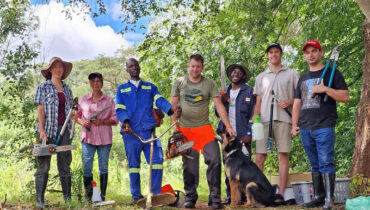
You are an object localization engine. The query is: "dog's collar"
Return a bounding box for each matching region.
[226,149,238,158]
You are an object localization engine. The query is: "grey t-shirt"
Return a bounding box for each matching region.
[171,76,219,128]
[253,65,299,123]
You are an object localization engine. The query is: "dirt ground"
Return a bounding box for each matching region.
[1,202,346,209]
[174,202,346,210]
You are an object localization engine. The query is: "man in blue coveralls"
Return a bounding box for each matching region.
[116,58,179,205]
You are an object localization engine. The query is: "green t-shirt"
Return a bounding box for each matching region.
[171,76,219,128]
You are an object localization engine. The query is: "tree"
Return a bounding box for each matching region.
[350,0,370,178]
[0,0,39,144]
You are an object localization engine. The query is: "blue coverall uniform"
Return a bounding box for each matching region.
[116,80,172,199]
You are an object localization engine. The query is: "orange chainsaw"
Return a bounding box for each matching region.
[165,131,194,159]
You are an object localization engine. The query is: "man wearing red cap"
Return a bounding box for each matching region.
[291,40,349,210]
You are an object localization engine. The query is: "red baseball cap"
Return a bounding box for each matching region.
[302,40,322,52]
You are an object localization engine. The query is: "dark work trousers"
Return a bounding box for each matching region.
[221,138,251,200]
[34,125,72,177]
[182,140,221,204]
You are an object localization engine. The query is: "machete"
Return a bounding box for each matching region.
[220,55,230,103]
[267,90,275,153]
[220,55,226,92]
[86,106,111,131]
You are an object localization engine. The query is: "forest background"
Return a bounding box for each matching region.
[0,0,368,207]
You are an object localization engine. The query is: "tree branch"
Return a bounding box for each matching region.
[347,71,363,87]
[276,4,295,42]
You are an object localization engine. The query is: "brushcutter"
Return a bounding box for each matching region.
[131,121,178,209]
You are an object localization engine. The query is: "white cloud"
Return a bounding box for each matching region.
[33,1,132,62]
[110,3,122,21]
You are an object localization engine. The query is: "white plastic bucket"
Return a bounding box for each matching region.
[291,181,313,205]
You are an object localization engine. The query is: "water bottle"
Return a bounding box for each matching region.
[252,114,264,141]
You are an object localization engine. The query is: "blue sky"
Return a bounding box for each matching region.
[31,0,149,39]
[30,0,150,61]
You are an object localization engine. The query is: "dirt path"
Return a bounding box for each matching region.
[2,202,346,209]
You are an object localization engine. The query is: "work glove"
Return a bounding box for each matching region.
[220,92,230,104]
[122,121,133,134]
[154,108,165,127]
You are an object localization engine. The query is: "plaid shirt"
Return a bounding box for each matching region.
[34,80,73,139]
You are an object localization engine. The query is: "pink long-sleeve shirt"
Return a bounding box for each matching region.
[78,93,118,145]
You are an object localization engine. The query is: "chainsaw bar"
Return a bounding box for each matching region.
[177,141,194,153]
[32,144,76,156]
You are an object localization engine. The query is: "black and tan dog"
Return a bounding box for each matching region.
[221,133,276,208]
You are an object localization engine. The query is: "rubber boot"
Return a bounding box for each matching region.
[60,176,72,203]
[83,176,93,202]
[323,173,335,210]
[303,172,325,207]
[208,194,212,206]
[100,173,108,201]
[35,174,48,208]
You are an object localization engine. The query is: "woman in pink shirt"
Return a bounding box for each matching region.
[76,72,118,202]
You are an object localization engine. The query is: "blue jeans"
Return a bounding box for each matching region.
[300,127,335,174]
[82,141,112,177]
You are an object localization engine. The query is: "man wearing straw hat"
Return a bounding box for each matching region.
[216,63,255,205]
[34,57,74,207]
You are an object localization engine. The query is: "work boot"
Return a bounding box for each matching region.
[184,201,195,208]
[83,176,93,202]
[211,202,223,209]
[303,172,325,208]
[130,197,142,205]
[323,173,335,210]
[35,174,48,208]
[60,176,71,203]
[100,173,108,201]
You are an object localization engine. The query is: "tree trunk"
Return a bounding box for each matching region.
[350,18,370,178]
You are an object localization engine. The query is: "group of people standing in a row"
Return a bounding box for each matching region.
[33,40,348,210]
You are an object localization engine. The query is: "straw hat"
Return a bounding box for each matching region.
[226,63,251,83]
[41,57,73,80]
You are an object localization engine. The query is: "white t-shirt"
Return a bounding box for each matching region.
[129,79,141,88]
[229,88,240,136]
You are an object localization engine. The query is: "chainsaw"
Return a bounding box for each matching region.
[19,97,78,157]
[32,138,77,156]
[165,131,194,159]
